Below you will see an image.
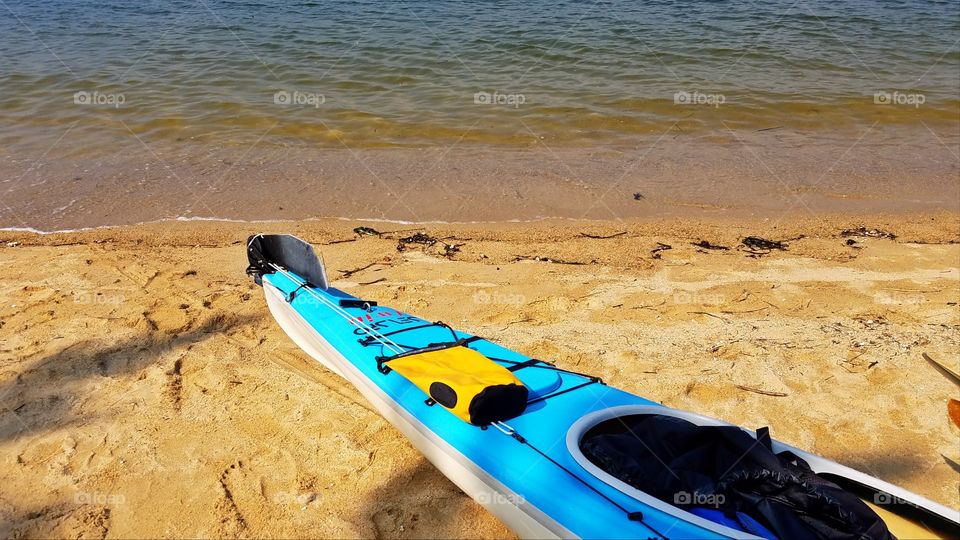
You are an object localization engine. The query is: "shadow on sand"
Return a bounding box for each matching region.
[354,458,504,540]
[0,312,261,445]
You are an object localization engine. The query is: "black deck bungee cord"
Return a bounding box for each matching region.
[493,422,670,540]
[362,326,606,404]
[358,320,459,345]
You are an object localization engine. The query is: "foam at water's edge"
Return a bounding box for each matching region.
[0,226,95,235]
[0,214,568,235]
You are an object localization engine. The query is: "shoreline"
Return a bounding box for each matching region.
[3,208,959,237]
[2,127,958,231]
[2,211,958,246]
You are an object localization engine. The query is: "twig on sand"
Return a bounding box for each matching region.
[633,300,667,311]
[759,298,781,310]
[923,352,960,386]
[47,241,90,247]
[885,287,942,293]
[358,277,387,286]
[943,454,960,474]
[689,311,729,322]
[338,261,385,279]
[837,350,878,373]
[720,307,768,314]
[736,385,788,397]
[323,237,358,245]
[500,317,533,330]
[580,231,627,240]
[379,227,425,238]
[513,255,593,265]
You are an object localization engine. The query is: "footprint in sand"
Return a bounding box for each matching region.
[215,462,250,536]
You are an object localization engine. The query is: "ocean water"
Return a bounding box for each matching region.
[0,0,958,153]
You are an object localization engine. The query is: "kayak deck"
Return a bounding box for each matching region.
[259,261,960,539]
[264,270,735,538]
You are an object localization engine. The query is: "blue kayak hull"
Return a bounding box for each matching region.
[262,271,738,539]
[259,267,958,539]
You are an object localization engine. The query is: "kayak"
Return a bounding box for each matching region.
[247,234,959,539]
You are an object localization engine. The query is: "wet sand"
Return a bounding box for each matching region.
[2,127,959,231]
[0,213,957,538]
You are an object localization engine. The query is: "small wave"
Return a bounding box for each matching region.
[0,213,615,235]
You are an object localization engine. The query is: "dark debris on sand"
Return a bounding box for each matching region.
[740,236,804,256]
[651,242,672,259]
[840,226,896,240]
[692,240,730,251]
[396,231,464,259]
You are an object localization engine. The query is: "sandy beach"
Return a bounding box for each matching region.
[2,0,958,537]
[1,213,957,538]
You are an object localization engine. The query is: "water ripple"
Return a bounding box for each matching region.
[0,0,956,152]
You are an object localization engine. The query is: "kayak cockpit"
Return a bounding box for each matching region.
[567,405,960,540]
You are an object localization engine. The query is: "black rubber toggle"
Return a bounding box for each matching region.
[285,283,308,302]
[339,299,377,309]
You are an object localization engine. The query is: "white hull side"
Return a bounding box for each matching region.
[265,286,348,379]
[263,285,572,539]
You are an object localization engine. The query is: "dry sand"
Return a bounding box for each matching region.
[0,213,958,538]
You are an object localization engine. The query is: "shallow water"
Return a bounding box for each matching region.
[1,0,958,153]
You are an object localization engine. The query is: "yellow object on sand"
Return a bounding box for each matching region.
[388,346,528,425]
